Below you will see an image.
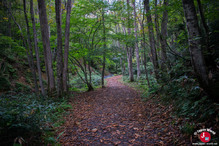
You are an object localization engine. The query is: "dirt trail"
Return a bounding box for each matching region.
[58,76,189,145]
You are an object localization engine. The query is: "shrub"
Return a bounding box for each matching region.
[0,93,71,145]
[15,82,31,93]
[0,77,11,91]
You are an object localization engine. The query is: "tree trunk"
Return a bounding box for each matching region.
[30,0,45,96]
[182,0,208,89]
[141,53,143,66]
[197,0,209,38]
[7,1,38,93]
[196,0,216,72]
[154,0,161,59]
[160,0,168,70]
[8,13,11,49]
[117,23,127,75]
[140,7,150,87]
[143,44,150,88]
[55,0,63,97]
[63,0,72,95]
[87,83,94,91]
[126,0,134,82]
[23,0,39,94]
[101,8,106,88]
[144,0,159,79]
[38,0,56,96]
[120,58,124,75]
[132,0,141,80]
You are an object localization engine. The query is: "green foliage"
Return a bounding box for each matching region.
[122,74,149,93]
[126,57,218,138]
[69,68,102,92]
[0,35,26,57]
[144,62,218,124]
[0,93,71,145]
[0,77,11,91]
[15,82,31,93]
[180,122,195,135]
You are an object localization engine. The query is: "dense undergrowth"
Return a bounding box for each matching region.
[0,92,72,145]
[122,63,219,143]
[0,38,105,145]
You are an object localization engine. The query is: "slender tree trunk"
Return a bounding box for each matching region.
[38,0,56,96]
[154,0,161,58]
[117,30,124,76]
[132,0,141,79]
[30,0,45,96]
[87,83,94,91]
[85,59,94,91]
[160,0,168,70]
[7,2,38,92]
[8,12,11,49]
[196,0,215,72]
[197,0,209,38]
[141,8,150,87]
[143,44,150,88]
[63,0,72,94]
[48,0,52,38]
[144,0,159,79]
[115,24,124,75]
[182,0,208,89]
[120,58,124,75]
[101,8,106,88]
[71,57,93,91]
[88,61,92,86]
[126,0,134,82]
[23,0,39,94]
[55,0,63,97]
[141,53,143,66]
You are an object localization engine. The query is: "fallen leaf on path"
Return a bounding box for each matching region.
[129,139,135,143]
[91,128,98,132]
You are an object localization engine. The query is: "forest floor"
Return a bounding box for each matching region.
[57,75,190,145]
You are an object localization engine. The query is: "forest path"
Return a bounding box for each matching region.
[58,75,188,145]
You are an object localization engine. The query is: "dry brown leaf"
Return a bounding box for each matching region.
[91,128,98,132]
[133,127,139,130]
[113,141,121,145]
[129,139,136,143]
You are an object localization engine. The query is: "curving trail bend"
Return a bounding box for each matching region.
[58,75,189,145]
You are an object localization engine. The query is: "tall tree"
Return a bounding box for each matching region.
[160,0,168,70]
[55,0,63,97]
[63,0,73,94]
[139,6,150,87]
[126,0,134,82]
[7,1,40,94]
[132,0,141,80]
[154,0,161,59]
[23,0,39,94]
[101,7,106,88]
[196,0,215,73]
[38,0,56,95]
[144,0,159,79]
[197,0,209,39]
[30,0,45,96]
[182,0,208,90]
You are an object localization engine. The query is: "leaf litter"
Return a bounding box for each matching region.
[57,75,190,145]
